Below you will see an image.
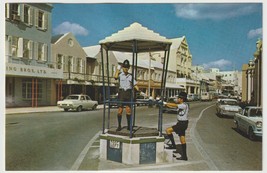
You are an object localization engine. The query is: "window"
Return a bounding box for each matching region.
[11,36,18,56]
[37,43,47,61]
[23,5,33,25]
[77,58,82,73]
[22,39,33,59]
[10,3,19,17]
[35,9,47,30]
[22,79,42,99]
[57,54,63,69]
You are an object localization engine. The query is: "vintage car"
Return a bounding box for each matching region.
[216,98,242,117]
[234,106,262,140]
[57,94,98,112]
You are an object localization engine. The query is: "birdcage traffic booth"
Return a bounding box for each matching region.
[99,23,172,164]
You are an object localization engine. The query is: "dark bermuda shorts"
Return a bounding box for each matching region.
[172,120,188,136]
[118,89,132,107]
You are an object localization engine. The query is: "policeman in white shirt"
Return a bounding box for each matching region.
[114,59,145,131]
[165,92,189,161]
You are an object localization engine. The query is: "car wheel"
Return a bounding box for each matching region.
[76,106,82,112]
[64,108,69,112]
[92,105,97,110]
[248,127,255,141]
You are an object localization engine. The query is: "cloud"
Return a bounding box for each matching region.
[202,59,232,70]
[53,21,89,36]
[174,4,260,20]
[247,28,262,39]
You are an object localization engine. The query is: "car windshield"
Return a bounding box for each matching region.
[250,109,262,117]
[221,100,237,105]
[66,95,79,100]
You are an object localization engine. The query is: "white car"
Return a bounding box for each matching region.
[234,106,262,140]
[216,99,242,117]
[57,94,98,112]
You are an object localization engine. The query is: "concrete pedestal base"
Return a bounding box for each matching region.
[99,126,172,164]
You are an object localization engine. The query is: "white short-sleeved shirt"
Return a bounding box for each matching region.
[119,72,136,91]
[176,103,189,121]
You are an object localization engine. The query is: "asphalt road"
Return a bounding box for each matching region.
[5,101,262,170]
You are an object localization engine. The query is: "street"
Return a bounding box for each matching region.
[5,101,262,170]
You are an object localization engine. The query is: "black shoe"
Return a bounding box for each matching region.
[176,157,188,161]
[165,145,176,150]
[116,126,122,131]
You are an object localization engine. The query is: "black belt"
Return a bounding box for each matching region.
[119,88,132,91]
[178,120,188,123]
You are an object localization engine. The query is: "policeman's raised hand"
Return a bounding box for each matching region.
[117,65,121,70]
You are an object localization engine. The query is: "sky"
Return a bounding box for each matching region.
[51,2,263,71]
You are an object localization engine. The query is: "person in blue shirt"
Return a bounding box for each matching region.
[165,92,189,161]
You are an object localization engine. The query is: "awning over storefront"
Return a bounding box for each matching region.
[166,83,185,89]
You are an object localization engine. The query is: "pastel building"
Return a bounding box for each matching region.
[5,3,63,107]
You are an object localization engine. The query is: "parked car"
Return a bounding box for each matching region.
[216,99,242,117]
[136,95,150,106]
[200,92,212,101]
[57,94,98,112]
[187,94,199,101]
[162,96,178,113]
[234,106,262,140]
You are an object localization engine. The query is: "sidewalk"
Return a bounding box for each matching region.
[5,105,105,115]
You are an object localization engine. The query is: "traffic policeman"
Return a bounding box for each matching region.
[114,59,143,131]
[165,91,189,161]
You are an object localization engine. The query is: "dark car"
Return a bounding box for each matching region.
[106,94,119,108]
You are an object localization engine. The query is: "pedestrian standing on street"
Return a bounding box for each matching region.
[165,91,189,161]
[114,59,144,131]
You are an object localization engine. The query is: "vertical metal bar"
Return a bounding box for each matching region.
[35,78,38,107]
[133,51,138,127]
[32,78,34,107]
[129,40,137,138]
[106,48,111,129]
[100,44,106,134]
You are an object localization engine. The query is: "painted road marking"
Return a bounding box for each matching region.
[71,131,101,170]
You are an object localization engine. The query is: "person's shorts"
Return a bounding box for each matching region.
[172,120,188,136]
[118,89,132,107]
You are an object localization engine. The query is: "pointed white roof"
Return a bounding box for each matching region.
[83,45,101,58]
[99,22,172,52]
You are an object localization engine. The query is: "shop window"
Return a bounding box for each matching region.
[22,79,43,99]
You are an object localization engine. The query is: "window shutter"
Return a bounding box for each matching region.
[20,4,24,21]
[35,9,38,27]
[43,44,47,61]
[29,8,33,25]
[18,38,23,57]
[44,13,48,30]
[34,42,38,60]
[7,36,12,55]
[6,4,10,19]
[29,41,33,59]
[17,4,21,16]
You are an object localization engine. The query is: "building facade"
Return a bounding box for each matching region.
[51,32,88,100]
[5,3,63,107]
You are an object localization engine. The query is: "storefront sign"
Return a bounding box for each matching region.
[6,63,63,79]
